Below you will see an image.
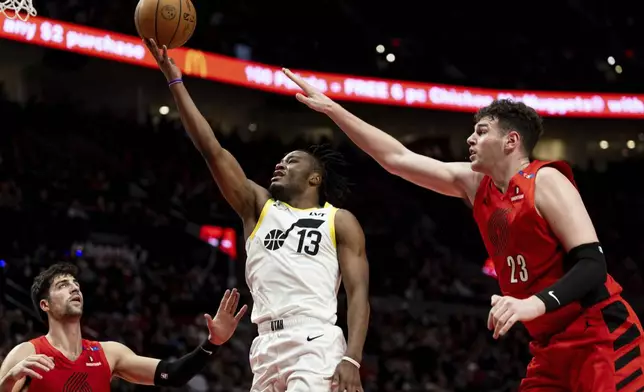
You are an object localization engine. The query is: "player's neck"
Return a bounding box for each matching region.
[490,157,530,193]
[46,320,83,357]
[283,193,320,210]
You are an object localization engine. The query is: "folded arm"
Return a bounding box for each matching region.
[0,343,35,392]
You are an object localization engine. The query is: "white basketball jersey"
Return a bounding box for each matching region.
[245,199,341,325]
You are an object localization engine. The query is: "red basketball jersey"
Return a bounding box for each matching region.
[473,160,622,339]
[27,336,112,392]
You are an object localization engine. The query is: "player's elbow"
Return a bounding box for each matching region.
[586,256,607,288]
[380,151,409,176]
[566,242,607,287]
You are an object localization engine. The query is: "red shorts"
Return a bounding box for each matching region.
[520,296,644,392]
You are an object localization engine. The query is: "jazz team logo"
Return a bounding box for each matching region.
[264,218,324,255]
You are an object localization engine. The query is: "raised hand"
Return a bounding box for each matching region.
[282,68,335,113]
[144,38,182,82]
[204,288,248,345]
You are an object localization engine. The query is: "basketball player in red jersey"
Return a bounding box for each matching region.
[284,69,644,391]
[0,262,247,391]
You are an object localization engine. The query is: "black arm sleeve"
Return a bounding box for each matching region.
[535,242,607,313]
[153,340,219,387]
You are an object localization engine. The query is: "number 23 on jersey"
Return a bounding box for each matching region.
[507,254,529,283]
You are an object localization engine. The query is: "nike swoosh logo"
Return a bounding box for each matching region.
[548,291,560,305]
[200,347,213,355]
[307,334,324,342]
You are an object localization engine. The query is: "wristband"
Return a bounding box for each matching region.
[341,356,360,369]
[168,78,183,87]
[154,339,219,387]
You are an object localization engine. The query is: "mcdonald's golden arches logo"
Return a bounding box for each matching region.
[185,49,207,77]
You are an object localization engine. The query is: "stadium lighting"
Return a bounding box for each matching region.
[599,140,609,149]
[615,65,623,74]
[607,56,615,65]
[159,106,170,115]
[376,45,385,53]
[386,53,395,63]
[627,140,636,149]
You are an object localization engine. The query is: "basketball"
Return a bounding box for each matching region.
[134,0,197,49]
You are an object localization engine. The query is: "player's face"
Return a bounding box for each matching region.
[43,274,83,320]
[467,117,509,173]
[269,151,316,201]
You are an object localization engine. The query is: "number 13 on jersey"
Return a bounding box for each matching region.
[296,229,322,256]
[507,254,529,283]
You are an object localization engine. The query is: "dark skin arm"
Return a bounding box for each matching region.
[332,209,370,392]
[145,39,269,235]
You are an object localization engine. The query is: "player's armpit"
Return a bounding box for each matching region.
[169,83,270,223]
[335,209,370,363]
[101,341,159,385]
[0,342,36,392]
[388,153,483,201]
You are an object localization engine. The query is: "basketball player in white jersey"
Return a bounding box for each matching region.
[145,39,370,392]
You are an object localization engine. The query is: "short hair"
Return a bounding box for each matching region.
[31,262,78,322]
[474,99,544,154]
[303,144,351,206]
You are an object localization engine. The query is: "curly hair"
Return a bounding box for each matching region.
[31,262,79,323]
[474,99,544,154]
[303,144,351,207]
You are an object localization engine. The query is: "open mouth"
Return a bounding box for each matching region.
[70,296,82,304]
[271,170,286,182]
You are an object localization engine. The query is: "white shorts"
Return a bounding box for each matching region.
[249,316,346,392]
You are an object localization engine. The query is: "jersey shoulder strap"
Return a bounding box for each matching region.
[248,198,274,241]
[326,203,339,247]
[521,160,577,188]
[29,336,47,354]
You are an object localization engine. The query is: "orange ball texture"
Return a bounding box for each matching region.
[134,0,197,49]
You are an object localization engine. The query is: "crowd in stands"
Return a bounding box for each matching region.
[0,90,643,392]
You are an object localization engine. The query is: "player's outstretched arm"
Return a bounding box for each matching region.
[332,209,369,392]
[282,69,481,200]
[0,342,54,392]
[103,288,247,387]
[144,39,269,225]
[532,167,606,311]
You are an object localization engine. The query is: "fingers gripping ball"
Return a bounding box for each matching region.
[135,0,197,49]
